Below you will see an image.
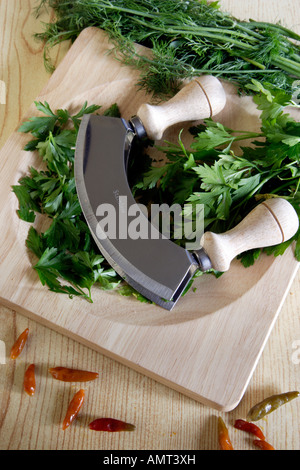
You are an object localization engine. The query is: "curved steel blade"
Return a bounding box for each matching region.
[75,115,199,310]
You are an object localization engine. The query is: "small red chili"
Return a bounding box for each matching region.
[10,328,29,359]
[62,389,85,430]
[49,367,99,382]
[234,419,265,440]
[89,418,136,432]
[24,363,36,396]
[253,439,275,450]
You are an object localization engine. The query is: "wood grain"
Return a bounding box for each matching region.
[137,75,226,140]
[0,23,298,411]
[0,0,299,451]
[202,198,299,272]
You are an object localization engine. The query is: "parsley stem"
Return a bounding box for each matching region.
[71,284,93,302]
[231,132,264,141]
[270,177,300,195]
[235,172,283,210]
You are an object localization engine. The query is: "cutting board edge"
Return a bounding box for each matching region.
[2,258,297,414]
[0,292,243,410]
[0,294,216,407]
[1,25,299,412]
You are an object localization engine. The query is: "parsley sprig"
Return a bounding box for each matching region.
[13,80,300,303]
[134,80,300,267]
[13,101,143,302]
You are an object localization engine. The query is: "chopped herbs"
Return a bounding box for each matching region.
[13,80,300,302]
[35,0,300,97]
[13,102,128,302]
[133,80,300,267]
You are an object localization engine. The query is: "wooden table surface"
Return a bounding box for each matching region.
[0,0,299,451]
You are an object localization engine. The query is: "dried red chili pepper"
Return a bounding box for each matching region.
[24,363,36,396]
[89,418,136,432]
[49,367,99,382]
[10,328,29,359]
[218,417,234,450]
[62,389,85,430]
[247,391,300,421]
[253,439,275,450]
[234,419,265,440]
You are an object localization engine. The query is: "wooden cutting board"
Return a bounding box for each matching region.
[0,27,298,411]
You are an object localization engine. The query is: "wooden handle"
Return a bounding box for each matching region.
[200,198,299,272]
[137,75,226,140]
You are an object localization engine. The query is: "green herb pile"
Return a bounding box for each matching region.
[133,80,300,267]
[13,102,148,303]
[13,80,300,302]
[35,0,300,97]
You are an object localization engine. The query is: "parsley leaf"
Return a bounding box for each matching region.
[14,101,126,302]
[135,79,300,263]
[14,81,300,304]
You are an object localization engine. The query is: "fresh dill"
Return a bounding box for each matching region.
[34,0,300,97]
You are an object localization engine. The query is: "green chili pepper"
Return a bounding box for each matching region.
[247,391,300,421]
